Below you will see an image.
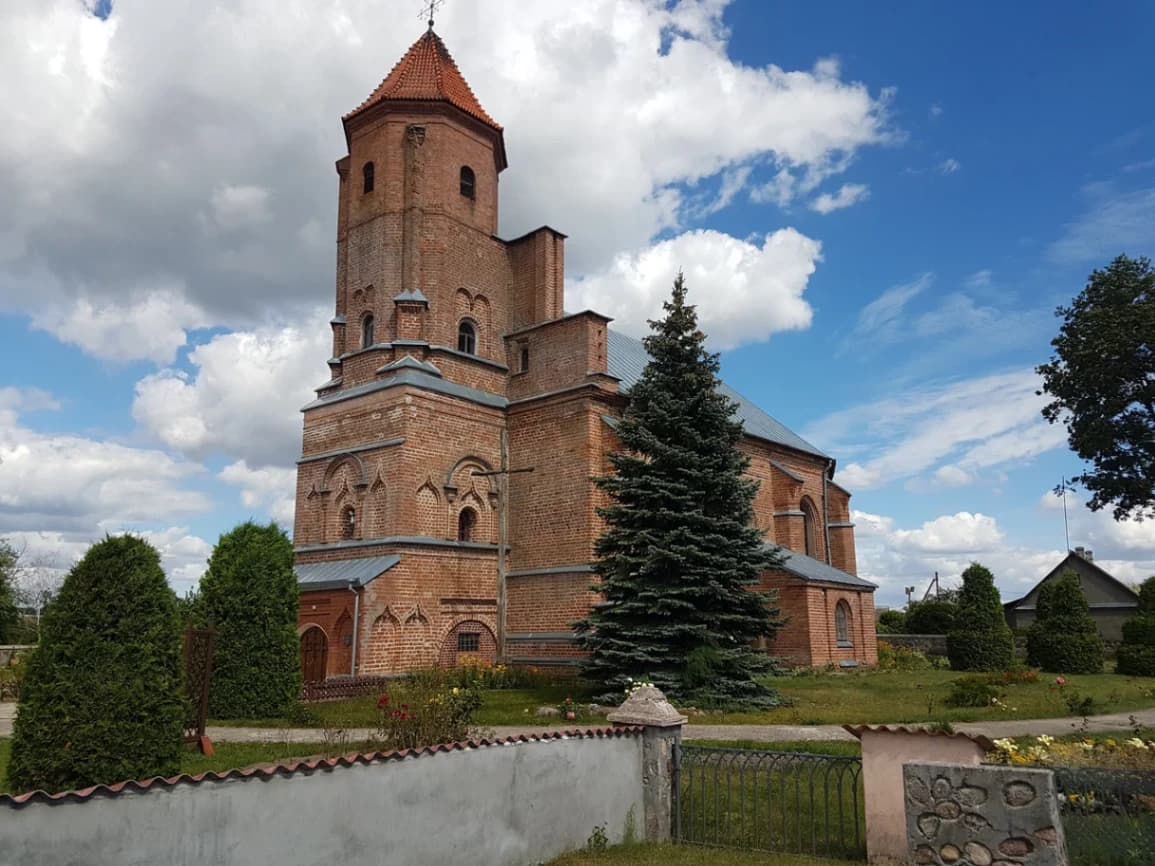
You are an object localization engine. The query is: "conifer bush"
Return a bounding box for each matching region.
[1117,576,1155,677]
[200,521,300,719]
[5,536,183,793]
[946,562,1015,672]
[1026,570,1104,673]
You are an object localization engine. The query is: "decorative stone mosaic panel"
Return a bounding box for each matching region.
[904,762,1068,866]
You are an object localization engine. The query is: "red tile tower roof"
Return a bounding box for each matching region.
[345,29,502,132]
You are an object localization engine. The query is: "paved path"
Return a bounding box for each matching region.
[3,702,1152,743]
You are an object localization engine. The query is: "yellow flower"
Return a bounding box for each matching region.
[452,687,460,695]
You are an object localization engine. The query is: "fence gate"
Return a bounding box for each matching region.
[673,743,865,861]
[182,626,215,748]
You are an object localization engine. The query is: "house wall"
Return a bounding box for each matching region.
[0,735,647,866]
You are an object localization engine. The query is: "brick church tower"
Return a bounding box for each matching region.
[294,28,876,682]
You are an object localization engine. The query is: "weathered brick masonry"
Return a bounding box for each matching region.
[292,29,877,679]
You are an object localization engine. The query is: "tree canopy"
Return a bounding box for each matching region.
[0,540,19,643]
[1037,254,1155,521]
[576,272,785,708]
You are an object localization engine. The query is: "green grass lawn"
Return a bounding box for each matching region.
[546,843,857,866]
[717,669,1155,726]
[218,669,1155,730]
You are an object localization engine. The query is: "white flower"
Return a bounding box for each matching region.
[1037,735,1055,747]
[1126,737,1149,750]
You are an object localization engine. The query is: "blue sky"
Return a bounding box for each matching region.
[1,0,1153,604]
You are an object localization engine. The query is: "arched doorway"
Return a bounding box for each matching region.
[300,627,329,683]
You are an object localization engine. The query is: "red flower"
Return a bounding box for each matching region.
[400,713,409,720]
[1056,676,1066,687]
[377,694,390,708]
[401,704,409,711]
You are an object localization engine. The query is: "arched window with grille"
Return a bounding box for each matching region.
[835,601,852,647]
[801,497,819,558]
[362,162,375,194]
[457,320,477,355]
[457,507,477,542]
[361,314,374,349]
[459,165,475,199]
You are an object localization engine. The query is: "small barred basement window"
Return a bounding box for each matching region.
[457,631,480,653]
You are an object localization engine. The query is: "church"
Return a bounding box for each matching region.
[292,27,878,683]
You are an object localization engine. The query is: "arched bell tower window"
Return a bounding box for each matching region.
[340,505,356,540]
[457,507,477,542]
[361,314,375,349]
[457,320,477,355]
[362,162,375,194]
[835,601,852,647]
[459,166,475,199]
[801,497,818,558]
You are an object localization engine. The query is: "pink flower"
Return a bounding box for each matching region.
[1056,676,1066,686]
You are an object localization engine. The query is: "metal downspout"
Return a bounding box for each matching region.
[349,581,361,676]
[823,459,834,565]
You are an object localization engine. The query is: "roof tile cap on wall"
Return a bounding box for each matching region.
[842,724,996,753]
[0,727,643,809]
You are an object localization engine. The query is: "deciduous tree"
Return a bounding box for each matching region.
[1037,254,1155,521]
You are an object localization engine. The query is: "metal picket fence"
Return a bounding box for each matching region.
[1054,766,1155,866]
[673,743,865,860]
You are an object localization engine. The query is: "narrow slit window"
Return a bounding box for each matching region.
[835,601,852,646]
[362,162,375,194]
[340,506,356,540]
[459,166,475,199]
[361,314,374,349]
[519,345,530,372]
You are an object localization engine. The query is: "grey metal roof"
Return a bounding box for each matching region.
[377,355,442,376]
[303,367,507,411]
[771,547,876,590]
[295,554,401,591]
[606,329,828,459]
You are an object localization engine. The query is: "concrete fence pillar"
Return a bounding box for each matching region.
[607,685,687,842]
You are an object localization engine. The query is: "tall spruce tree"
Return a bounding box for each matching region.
[576,273,785,708]
[200,521,300,719]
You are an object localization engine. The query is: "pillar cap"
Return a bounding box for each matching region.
[607,684,687,728]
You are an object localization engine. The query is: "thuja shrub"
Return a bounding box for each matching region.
[6,536,183,794]
[1026,570,1104,674]
[1117,576,1155,677]
[200,522,300,719]
[947,563,1015,672]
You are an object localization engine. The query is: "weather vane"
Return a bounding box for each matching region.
[420,0,444,30]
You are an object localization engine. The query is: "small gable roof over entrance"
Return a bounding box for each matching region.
[296,555,401,592]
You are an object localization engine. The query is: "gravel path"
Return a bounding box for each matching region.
[3,702,1152,744]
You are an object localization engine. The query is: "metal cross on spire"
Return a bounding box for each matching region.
[420,0,444,30]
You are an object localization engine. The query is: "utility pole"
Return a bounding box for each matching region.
[904,585,916,607]
[472,428,533,663]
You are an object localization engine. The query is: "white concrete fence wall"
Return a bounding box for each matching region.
[0,732,647,866]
